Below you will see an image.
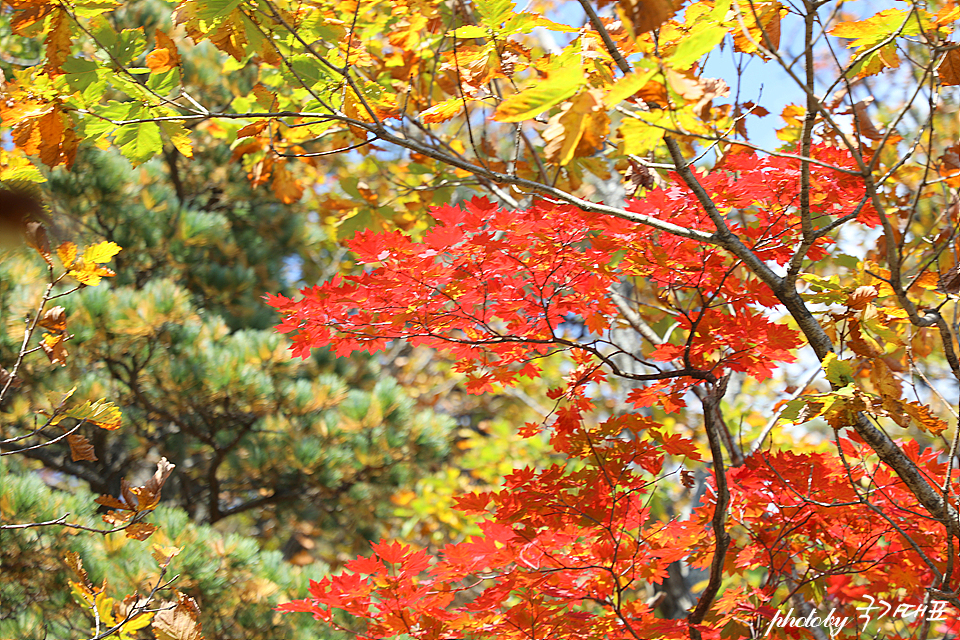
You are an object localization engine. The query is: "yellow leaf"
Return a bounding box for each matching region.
[603,68,658,107]
[65,399,123,430]
[543,89,609,166]
[152,545,182,567]
[618,112,669,156]
[41,332,68,366]
[95,592,118,628]
[161,121,194,158]
[68,264,116,286]
[82,241,122,264]
[493,67,585,122]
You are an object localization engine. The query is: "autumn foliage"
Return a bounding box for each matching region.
[270,151,960,638]
[6,0,960,637]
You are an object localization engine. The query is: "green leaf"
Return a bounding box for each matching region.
[287,54,333,89]
[475,0,515,29]
[493,67,584,122]
[829,9,916,49]
[114,114,163,166]
[822,353,855,387]
[112,28,147,66]
[618,113,668,155]
[63,58,108,103]
[669,25,728,69]
[88,15,117,49]
[196,0,242,23]
[147,67,181,95]
[72,0,121,18]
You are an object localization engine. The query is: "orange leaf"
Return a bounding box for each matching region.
[271,160,304,204]
[9,0,56,34]
[252,84,278,112]
[235,121,268,138]
[619,0,677,35]
[57,241,77,268]
[39,305,67,332]
[420,98,467,124]
[732,0,784,58]
[126,522,158,541]
[146,29,181,73]
[44,10,72,74]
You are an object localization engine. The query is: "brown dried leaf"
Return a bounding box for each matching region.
[24,221,51,264]
[64,550,89,583]
[153,593,205,640]
[693,77,729,119]
[38,305,67,332]
[937,263,960,294]
[101,509,132,526]
[851,100,885,141]
[271,160,304,204]
[869,357,901,400]
[40,332,67,366]
[847,320,883,359]
[95,494,129,510]
[847,285,878,310]
[939,48,960,86]
[67,433,97,462]
[0,367,20,392]
[126,521,158,541]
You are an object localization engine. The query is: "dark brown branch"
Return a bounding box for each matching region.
[688,377,732,638]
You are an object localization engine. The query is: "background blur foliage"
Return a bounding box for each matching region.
[0,140,488,638]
